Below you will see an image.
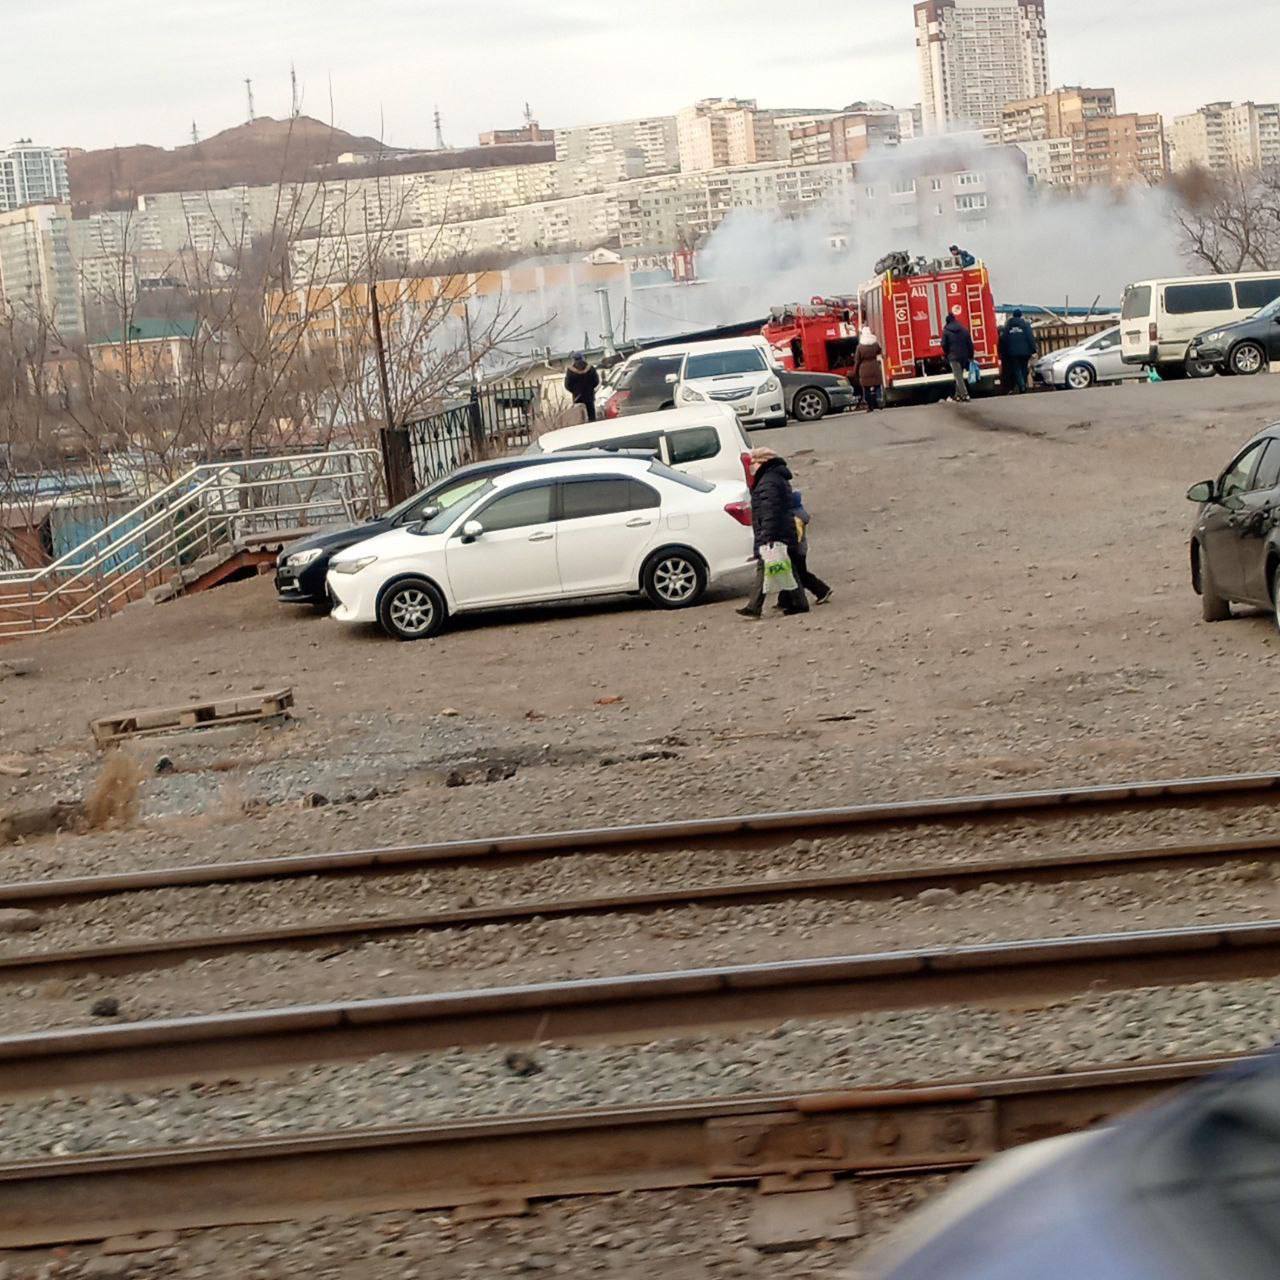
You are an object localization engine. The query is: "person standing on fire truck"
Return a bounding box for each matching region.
[941,314,975,403]
[853,326,884,412]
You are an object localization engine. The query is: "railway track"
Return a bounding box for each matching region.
[0,1056,1241,1247]
[1,917,1278,1095]
[2,828,1280,985]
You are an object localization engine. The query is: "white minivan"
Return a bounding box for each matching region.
[530,404,753,486]
[646,338,788,430]
[1120,271,1280,378]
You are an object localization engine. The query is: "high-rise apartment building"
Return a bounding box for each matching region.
[915,0,1049,132]
[675,100,834,172]
[0,141,71,213]
[553,117,680,177]
[1171,101,1280,172]
[1067,113,1167,187]
[1000,87,1116,143]
[0,203,84,337]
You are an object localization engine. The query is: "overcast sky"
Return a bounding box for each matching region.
[9,0,1280,153]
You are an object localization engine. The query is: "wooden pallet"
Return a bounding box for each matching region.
[90,687,294,748]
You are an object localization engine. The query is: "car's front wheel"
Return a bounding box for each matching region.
[1230,342,1267,376]
[1272,563,1280,633]
[791,387,830,421]
[642,549,707,609]
[377,578,447,640]
[1064,363,1095,390]
[1185,354,1216,378]
[1197,546,1231,622]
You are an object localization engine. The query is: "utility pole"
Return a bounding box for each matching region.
[244,78,256,125]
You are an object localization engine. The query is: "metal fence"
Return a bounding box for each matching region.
[395,381,539,498]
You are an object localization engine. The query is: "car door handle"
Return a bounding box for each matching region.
[625,518,653,527]
[528,531,554,542]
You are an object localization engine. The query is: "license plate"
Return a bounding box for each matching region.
[734,405,751,416]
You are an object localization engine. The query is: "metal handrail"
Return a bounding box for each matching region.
[0,448,382,638]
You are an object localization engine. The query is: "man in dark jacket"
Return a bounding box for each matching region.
[564,354,600,421]
[737,448,808,619]
[940,314,975,402]
[1002,310,1037,394]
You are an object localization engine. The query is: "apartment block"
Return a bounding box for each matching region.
[0,203,84,337]
[1000,86,1116,142]
[1171,101,1280,172]
[915,0,1049,132]
[1068,113,1167,186]
[780,107,903,165]
[553,117,680,177]
[0,141,70,213]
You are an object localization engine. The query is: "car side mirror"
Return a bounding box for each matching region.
[1187,480,1216,504]
[461,519,484,543]
[665,373,679,385]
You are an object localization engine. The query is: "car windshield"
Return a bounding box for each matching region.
[1253,295,1280,321]
[685,349,767,378]
[422,479,493,533]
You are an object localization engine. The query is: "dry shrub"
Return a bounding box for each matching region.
[84,750,143,830]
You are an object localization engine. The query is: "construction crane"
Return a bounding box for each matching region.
[244,78,256,125]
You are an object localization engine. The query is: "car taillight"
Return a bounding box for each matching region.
[740,451,752,485]
[605,391,628,419]
[724,500,753,527]
[1149,323,1158,342]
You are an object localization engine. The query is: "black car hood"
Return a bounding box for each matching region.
[285,518,394,557]
[779,370,849,386]
[1200,315,1271,341]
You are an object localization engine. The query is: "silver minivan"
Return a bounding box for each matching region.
[1120,272,1280,378]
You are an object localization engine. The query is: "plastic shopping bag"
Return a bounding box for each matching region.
[967,360,981,386]
[761,542,798,594]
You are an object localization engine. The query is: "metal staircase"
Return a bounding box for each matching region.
[0,449,381,639]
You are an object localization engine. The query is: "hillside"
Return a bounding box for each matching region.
[68,116,555,212]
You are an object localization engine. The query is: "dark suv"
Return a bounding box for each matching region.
[276,452,640,608]
[1189,294,1280,377]
[1188,421,1280,627]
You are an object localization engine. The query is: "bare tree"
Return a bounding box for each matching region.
[1172,165,1280,273]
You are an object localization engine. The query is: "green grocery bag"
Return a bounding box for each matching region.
[761,541,797,594]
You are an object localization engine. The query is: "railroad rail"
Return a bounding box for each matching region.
[4,829,1280,985]
[4,769,1279,910]
[0,1056,1241,1247]
[2,919,1279,1096]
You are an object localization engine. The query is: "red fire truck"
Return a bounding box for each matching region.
[859,254,1000,397]
[762,297,862,379]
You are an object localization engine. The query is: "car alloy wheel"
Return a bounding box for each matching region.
[792,389,829,421]
[1065,363,1095,390]
[1232,343,1266,376]
[652,555,698,603]
[387,585,436,637]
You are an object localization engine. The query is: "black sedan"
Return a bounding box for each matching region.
[276,452,638,607]
[1188,421,1280,626]
[1188,294,1280,377]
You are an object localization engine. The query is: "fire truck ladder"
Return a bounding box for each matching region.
[892,282,914,375]
[966,282,990,355]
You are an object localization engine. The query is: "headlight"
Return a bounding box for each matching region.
[287,547,323,568]
[761,376,781,394]
[678,385,703,402]
[1202,331,1224,344]
[331,555,377,575]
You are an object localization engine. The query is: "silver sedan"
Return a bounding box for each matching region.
[1033,325,1145,391]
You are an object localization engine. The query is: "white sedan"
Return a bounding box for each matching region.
[326,456,755,640]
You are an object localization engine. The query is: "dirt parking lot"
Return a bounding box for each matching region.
[2,376,1280,879]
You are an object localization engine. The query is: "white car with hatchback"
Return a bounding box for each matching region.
[1033,325,1144,390]
[326,457,754,640]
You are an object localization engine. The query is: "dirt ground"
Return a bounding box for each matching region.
[3,376,1280,882]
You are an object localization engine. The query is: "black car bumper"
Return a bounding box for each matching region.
[274,560,329,603]
[827,387,858,411]
[1188,341,1227,364]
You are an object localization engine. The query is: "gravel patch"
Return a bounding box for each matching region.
[2,977,1274,1161]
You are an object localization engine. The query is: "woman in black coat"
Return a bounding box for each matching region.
[737,448,808,618]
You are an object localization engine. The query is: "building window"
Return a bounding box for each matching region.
[955,171,982,187]
[955,194,988,211]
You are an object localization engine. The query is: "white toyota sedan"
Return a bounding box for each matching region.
[326,456,754,640]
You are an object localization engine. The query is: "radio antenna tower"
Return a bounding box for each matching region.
[290,63,300,118]
[434,106,448,151]
[191,121,200,146]
[244,78,256,125]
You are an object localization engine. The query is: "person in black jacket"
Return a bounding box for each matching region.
[564,354,600,421]
[941,314,975,402]
[737,448,808,619]
[1002,310,1038,394]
